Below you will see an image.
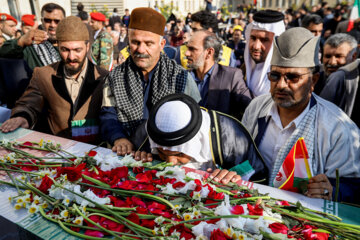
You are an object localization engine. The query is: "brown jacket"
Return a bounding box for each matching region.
[11,60,108,140]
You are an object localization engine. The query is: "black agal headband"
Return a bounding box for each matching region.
[146,93,202,147]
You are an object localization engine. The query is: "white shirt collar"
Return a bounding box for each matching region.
[266,100,311,130]
[2,33,11,40]
[94,28,103,39]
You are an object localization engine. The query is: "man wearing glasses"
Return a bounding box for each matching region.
[0,3,65,69]
[242,27,360,203]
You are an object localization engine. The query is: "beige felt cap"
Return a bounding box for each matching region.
[271,27,320,68]
[56,16,89,41]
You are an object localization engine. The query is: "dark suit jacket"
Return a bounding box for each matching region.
[206,63,252,119]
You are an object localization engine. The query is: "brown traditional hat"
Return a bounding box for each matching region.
[129,8,166,36]
[56,16,89,41]
[271,27,320,68]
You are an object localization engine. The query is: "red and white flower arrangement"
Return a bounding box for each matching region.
[0,140,359,240]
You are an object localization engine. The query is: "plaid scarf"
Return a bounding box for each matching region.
[108,53,188,133]
[32,41,61,66]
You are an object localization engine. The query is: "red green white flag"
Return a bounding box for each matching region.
[273,137,313,193]
[347,0,360,31]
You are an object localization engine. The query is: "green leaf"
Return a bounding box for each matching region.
[170,197,187,206]
[282,215,300,229]
[296,201,305,211]
[312,229,331,234]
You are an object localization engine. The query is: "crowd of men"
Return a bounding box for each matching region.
[0,2,359,204]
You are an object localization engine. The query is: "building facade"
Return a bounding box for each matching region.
[260,0,339,9]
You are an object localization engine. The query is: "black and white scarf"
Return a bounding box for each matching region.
[108,53,188,133]
[32,41,61,66]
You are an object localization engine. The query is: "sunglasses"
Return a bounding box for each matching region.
[267,71,310,84]
[43,18,61,24]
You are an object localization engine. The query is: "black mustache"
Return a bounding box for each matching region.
[66,59,80,63]
[274,89,294,97]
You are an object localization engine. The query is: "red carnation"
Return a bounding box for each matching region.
[56,163,85,182]
[148,201,167,211]
[204,199,219,208]
[38,175,54,194]
[87,150,97,157]
[231,205,244,215]
[110,166,128,179]
[169,224,195,240]
[141,219,155,228]
[135,171,153,183]
[247,203,263,216]
[126,213,140,225]
[133,166,144,174]
[173,181,186,189]
[277,200,291,206]
[22,141,33,146]
[210,229,232,240]
[269,223,289,234]
[302,225,329,240]
[84,230,104,238]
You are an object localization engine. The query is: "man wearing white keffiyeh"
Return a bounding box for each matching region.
[243,10,285,97]
[242,27,360,204]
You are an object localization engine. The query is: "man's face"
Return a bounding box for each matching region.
[42,9,64,41]
[0,20,17,37]
[157,148,192,166]
[191,21,204,32]
[185,32,207,70]
[307,23,323,37]
[58,41,89,75]
[128,29,165,73]
[233,30,242,42]
[21,25,32,35]
[89,19,103,31]
[323,43,355,76]
[249,29,274,63]
[270,66,315,109]
[114,23,121,32]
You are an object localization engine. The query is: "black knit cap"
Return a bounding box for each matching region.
[253,10,284,23]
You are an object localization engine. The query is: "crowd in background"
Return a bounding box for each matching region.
[2,2,359,68]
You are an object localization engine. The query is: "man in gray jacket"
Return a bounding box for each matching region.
[185,30,252,119]
[320,60,360,127]
[242,27,360,203]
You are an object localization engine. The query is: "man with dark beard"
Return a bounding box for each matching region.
[0,16,108,144]
[242,27,360,203]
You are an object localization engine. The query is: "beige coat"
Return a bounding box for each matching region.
[11,60,108,140]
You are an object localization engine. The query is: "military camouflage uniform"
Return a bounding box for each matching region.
[91,29,114,71]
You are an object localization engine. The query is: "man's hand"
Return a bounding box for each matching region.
[305,174,333,200]
[17,22,48,47]
[0,117,29,132]
[134,151,153,162]
[207,168,242,184]
[112,138,134,156]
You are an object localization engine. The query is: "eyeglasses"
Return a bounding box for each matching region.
[43,18,61,24]
[267,71,311,84]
